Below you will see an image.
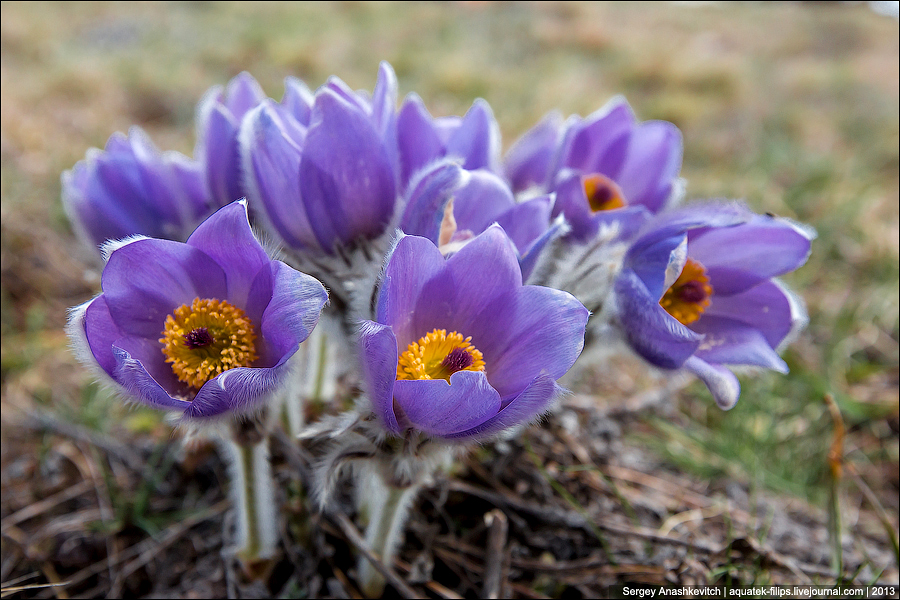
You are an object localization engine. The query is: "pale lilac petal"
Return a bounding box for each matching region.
[259,261,328,363]
[684,356,741,410]
[703,280,794,349]
[560,101,635,176]
[187,201,269,306]
[398,94,443,186]
[201,105,243,207]
[358,321,402,434]
[393,371,501,437]
[102,238,227,339]
[281,77,314,126]
[614,268,702,369]
[223,72,266,118]
[689,215,813,294]
[299,89,396,250]
[495,195,552,255]
[376,235,447,347]
[184,362,290,419]
[505,111,563,193]
[691,316,788,372]
[110,346,192,411]
[240,102,318,250]
[399,161,464,243]
[452,170,515,235]
[617,121,682,212]
[445,99,500,173]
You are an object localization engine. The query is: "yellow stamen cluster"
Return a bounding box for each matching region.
[659,258,713,325]
[584,173,627,212]
[397,329,485,382]
[159,297,258,389]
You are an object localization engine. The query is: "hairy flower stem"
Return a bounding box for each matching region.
[357,466,422,597]
[223,415,278,578]
[282,315,340,438]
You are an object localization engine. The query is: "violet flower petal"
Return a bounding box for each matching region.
[702,279,794,349]
[187,201,269,306]
[494,195,553,255]
[299,89,396,251]
[410,226,522,351]
[102,238,227,339]
[111,346,192,411]
[505,111,563,193]
[393,371,501,438]
[558,100,635,177]
[487,285,588,397]
[684,356,741,410]
[259,260,329,362]
[399,161,464,243]
[691,316,789,373]
[616,120,682,212]
[241,101,319,251]
[614,268,702,369]
[452,170,516,235]
[397,93,444,187]
[282,77,314,126]
[82,296,122,378]
[184,362,290,419]
[447,375,559,441]
[689,216,813,295]
[200,105,243,206]
[358,320,402,435]
[376,234,448,347]
[445,99,500,173]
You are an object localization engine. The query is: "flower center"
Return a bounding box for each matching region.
[159,297,258,390]
[659,258,713,325]
[584,173,627,212]
[397,329,486,382]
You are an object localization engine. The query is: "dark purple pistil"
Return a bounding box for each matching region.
[591,185,613,206]
[184,327,215,349]
[441,347,474,373]
[678,280,708,304]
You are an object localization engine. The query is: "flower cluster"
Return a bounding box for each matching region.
[63,62,813,579]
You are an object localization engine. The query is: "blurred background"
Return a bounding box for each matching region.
[2,2,897,597]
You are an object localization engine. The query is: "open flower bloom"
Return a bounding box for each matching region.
[241,63,399,254]
[196,72,267,208]
[505,98,682,242]
[358,226,588,442]
[614,202,814,409]
[62,127,212,252]
[67,201,328,420]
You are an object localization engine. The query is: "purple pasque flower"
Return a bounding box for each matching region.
[241,62,399,254]
[62,127,213,252]
[397,93,501,189]
[67,200,328,420]
[358,225,588,441]
[196,72,267,208]
[505,98,682,243]
[614,202,813,409]
[400,166,552,264]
